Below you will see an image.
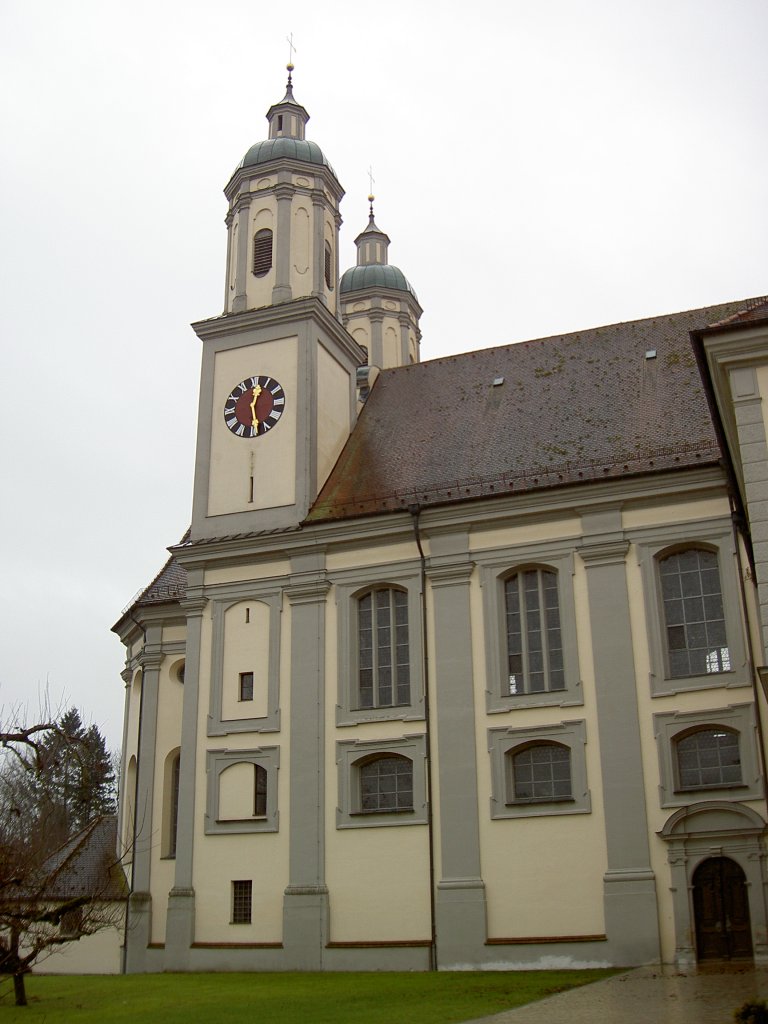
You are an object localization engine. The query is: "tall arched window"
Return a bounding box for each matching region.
[658,548,730,678]
[252,229,273,277]
[357,587,409,709]
[504,568,564,695]
[169,753,180,857]
[324,240,333,289]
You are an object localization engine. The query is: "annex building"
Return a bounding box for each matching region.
[114,68,768,971]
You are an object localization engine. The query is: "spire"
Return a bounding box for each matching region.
[354,193,391,267]
[266,61,309,140]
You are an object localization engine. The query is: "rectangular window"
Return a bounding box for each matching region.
[232,880,252,924]
[505,568,564,695]
[239,672,254,702]
[659,548,730,678]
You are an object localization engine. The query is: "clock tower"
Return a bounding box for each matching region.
[189,68,364,541]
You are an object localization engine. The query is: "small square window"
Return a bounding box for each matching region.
[232,880,252,924]
[239,672,254,702]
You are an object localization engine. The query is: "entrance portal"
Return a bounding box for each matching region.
[693,857,753,961]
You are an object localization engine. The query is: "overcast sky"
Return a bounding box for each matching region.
[1,0,766,749]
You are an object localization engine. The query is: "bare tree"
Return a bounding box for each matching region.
[0,711,126,1006]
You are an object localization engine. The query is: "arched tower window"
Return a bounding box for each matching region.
[324,241,333,290]
[252,229,273,277]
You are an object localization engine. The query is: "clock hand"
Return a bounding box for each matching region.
[249,385,263,432]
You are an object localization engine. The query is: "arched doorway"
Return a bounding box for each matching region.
[693,857,753,961]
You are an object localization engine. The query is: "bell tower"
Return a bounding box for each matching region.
[190,67,364,542]
[339,196,422,369]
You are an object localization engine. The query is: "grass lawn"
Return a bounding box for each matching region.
[0,969,619,1022]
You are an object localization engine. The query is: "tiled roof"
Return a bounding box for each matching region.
[706,296,768,330]
[42,816,127,901]
[309,299,755,522]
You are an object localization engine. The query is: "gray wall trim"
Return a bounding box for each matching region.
[124,629,162,974]
[653,702,762,807]
[311,193,324,301]
[205,746,280,833]
[578,510,660,962]
[233,200,250,313]
[272,185,292,304]
[164,585,206,970]
[488,719,591,818]
[478,544,582,712]
[336,733,428,828]
[631,517,751,697]
[282,574,330,967]
[426,551,488,965]
[207,590,282,735]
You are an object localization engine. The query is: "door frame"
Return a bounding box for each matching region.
[660,801,768,967]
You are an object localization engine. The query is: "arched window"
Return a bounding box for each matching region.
[504,568,564,695]
[252,229,273,277]
[169,752,180,857]
[658,548,730,678]
[254,764,267,817]
[357,587,410,709]
[324,240,333,289]
[676,727,741,790]
[359,754,413,813]
[508,742,572,803]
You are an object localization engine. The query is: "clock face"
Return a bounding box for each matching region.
[224,375,286,438]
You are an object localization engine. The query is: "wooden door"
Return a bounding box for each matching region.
[693,857,753,961]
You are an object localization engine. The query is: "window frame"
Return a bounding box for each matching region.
[653,703,761,807]
[632,520,750,698]
[480,546,582,712]
[335,565,424,727]
[674,726,742,791]
[488,720,591,819]
[205,747,279,834]
[336,734,428,829]
[239,671,254,702]
[507,740,573,805]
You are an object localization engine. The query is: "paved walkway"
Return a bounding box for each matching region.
[462,964,768,1024]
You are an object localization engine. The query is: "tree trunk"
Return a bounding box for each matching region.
[13,971,27,1007]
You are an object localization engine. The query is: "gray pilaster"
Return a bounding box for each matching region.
[232,198,250,314]
[369,309,384,368]
[165,582,207,970]
[730,367,768,663]
[427,539,487,968]
[272,183,293,305]
[311,192,324,302]
[282,558,330,969]
[118,668,131,861]
[398,313,411,365]
[124,626,162,973]
[578,509,659,964]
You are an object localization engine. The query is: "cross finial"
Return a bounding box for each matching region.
[286,33,296,70]
[367,166,376,218]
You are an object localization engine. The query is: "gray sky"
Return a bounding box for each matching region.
[1,0,766,749]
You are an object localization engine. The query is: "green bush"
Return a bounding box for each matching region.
[735,1000,768,1024]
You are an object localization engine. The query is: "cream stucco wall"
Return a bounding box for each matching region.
[316,344,351,492]
[221,600,271,720]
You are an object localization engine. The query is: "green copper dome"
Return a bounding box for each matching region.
[239,137,334,173]
[340,264,418,301]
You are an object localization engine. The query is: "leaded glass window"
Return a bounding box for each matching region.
[504,569,564,695]
[509,743,572,803]
[232,880,252,923]
[359,755,413,813]
[357,588,410,709]
[659,549,730,678]
[676,728,741,790]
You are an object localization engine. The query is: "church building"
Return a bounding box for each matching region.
[114,67,768,971]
